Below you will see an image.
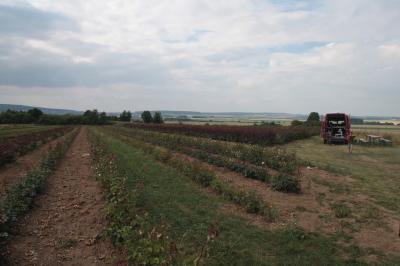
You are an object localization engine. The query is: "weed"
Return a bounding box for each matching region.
[57,238,78,249]
[295,206,307,212]
[331,202,352,218]
[271,174,301,193]
[316,193,326,206]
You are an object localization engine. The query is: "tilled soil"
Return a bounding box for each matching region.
[0,133,69,197]
[6,127,119,265]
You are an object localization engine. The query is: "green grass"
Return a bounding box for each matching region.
[91,127,377,265]
[286,135,400,214]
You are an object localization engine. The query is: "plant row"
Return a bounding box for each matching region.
[89,129,365,266]
[0,129,78,260]
[113,127,301,193]
[114,126,298,174]
[106,130,278,220]
[90,132,176,265]
[179,146,301,193]
[0,126,73,167]
[111,127,301,194]
[126,123,319,145]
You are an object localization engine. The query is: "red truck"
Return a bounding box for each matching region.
[321,113,351,144]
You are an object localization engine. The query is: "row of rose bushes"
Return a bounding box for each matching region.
[112,127,301,193]
[90,132,175,265]
[125,123,319,145]
[90,128,277,265]
[101,129,278,220]
[115,126,298,174]
[0,129,78,261]
[0,126,73,167]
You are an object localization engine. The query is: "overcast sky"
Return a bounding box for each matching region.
[0,0,399,115]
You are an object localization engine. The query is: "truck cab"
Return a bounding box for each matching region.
[321,113,351,144]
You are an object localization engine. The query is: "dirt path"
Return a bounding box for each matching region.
[6,127,119,265]
[0,132,71,197]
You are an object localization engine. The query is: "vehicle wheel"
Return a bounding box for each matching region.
[323,139,327,144]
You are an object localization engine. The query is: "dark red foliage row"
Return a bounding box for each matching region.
[126,123,319,145]
[0,126,73,166]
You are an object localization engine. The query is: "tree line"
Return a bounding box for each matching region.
[0,108,167,125]
[141,111,163,124]
[0,108,133,125]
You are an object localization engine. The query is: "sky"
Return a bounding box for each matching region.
[0,0,399,116]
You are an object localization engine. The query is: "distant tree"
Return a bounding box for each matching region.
[28,108,43,120]
[141,111,153,123]
[291,120,304,126]
[153,112,163,124]
[119,110,132,122]
[351,117,364,124]
[99,112,107,124]
[83,109,99,124]
[305,112,320,126]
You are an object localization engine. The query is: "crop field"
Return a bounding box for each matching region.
[0,126,73,167]
[1,124,400,265]
[0,124,60,139]
[90,125,400,264]
[2,0,399,264]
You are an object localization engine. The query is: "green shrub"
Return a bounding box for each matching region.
[242,192,263,213]
[271,174,301,193]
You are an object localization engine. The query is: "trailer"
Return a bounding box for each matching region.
[321,113,351,144]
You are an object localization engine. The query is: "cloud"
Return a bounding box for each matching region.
[0,3,77,37]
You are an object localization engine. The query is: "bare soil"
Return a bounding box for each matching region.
[0,133,70,197]
[6,128,121,265]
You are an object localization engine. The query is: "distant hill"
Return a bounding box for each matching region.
[2,104,399,121]
[0,104,83,115]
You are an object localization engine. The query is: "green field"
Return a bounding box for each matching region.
[89,126,400,265]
